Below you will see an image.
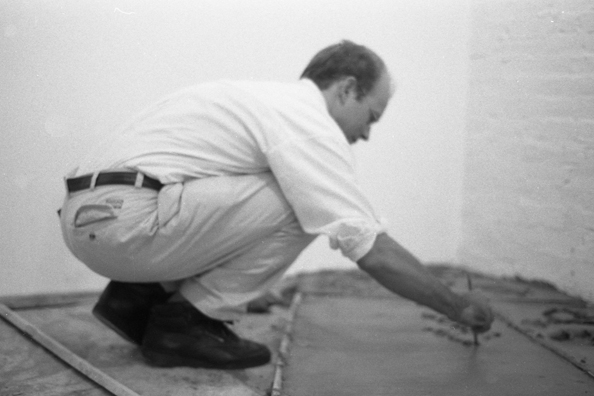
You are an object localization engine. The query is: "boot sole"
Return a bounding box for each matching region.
[142,348,271,370]
[92,306,141,345]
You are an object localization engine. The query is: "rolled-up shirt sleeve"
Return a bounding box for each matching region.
[266,135,386,262]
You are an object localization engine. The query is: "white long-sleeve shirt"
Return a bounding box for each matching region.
[75,79,385,261]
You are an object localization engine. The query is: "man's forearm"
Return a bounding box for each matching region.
[357,233,467,321]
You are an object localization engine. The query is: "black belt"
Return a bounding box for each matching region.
[66,172,163,193]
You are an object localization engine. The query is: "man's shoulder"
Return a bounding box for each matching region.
[223,79,316,96]
[172,79,312,101]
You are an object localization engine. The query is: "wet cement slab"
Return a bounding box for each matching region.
[2,267,593,395]
[439,269,594,375]
[283,295,594,396]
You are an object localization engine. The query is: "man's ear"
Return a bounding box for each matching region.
[338,76,358,104]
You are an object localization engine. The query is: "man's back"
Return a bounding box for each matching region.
[75,79,346,184]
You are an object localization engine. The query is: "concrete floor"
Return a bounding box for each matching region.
[1,267,593,395]
[0,297,283,396]
[284,297,592,396]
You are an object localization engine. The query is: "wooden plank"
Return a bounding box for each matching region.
[0,291,101,310]
[0,303,140,396]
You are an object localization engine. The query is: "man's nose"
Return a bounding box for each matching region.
[361,127,370,141]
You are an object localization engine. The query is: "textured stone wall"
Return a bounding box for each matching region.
[459,0,594,301]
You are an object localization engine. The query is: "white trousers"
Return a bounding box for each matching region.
[60,172,315,320]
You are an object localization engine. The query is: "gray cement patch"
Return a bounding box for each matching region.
[2,268,592,395]
[284,296,594,396]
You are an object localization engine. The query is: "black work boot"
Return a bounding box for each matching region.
[140,301,271,370]
[92,281,172,345]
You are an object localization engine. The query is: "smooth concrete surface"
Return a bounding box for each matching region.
[284,296,594,396]
[437,267,594,375]
[1,268,593,395]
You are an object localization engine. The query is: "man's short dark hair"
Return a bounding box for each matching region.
[301,40,386,99]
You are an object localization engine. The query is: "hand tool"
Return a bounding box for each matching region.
[466,273,479,346]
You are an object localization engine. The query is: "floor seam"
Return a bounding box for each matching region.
[494,308,594,380]
[270,291,302,396]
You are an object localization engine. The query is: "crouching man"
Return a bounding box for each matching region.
[59,40,493,370]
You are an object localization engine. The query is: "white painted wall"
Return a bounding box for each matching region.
[459,0,594,302]
[0,0,469,295]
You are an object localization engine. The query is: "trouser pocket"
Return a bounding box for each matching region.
[74,204,118,227]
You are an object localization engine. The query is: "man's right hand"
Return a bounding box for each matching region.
[455,291,494,333]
